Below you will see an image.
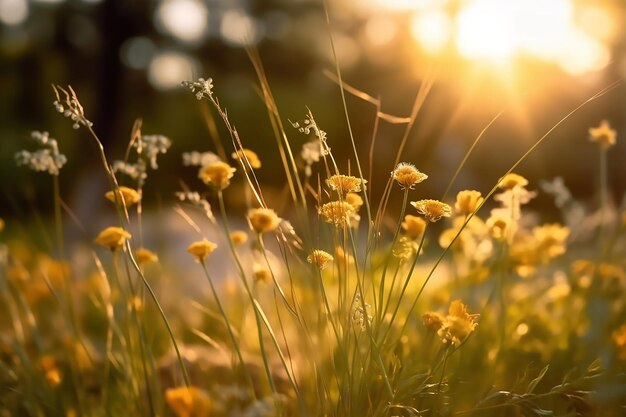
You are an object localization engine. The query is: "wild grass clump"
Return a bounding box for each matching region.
[1,59,625,417]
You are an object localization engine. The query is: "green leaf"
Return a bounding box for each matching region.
[527,365,550,394]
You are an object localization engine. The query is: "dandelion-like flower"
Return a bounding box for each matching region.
[392,163,428,189]
[94,227,131,251]
[181,78,214,100]
[165,386,212,417]
[319,201,355,226]
[230,231,248,246]
[52,85,93,129]
[411,199,452,222]
[455,190,483,215]
[307,250,334,270]
[433,300,479,346]
[326,174,366,194]
[187,239,218,262]
[231,148,261,169]
[135,247,158,265]
[498,173,528,190]
[15,131,67,176]
[199,161,236,190]
[248,208,281,234]
[401,215,426,240]
[422,312,445,333]
[589,120,617,149]
[105,186,141,207]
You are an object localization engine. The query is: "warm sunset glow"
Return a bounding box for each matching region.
[402,0,615,75]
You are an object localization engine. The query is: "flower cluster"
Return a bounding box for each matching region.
[423,300,479,346]
[182,151,220,167]
[136,134,172,169]
[15,131,67,176]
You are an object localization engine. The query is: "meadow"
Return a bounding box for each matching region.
[1,51,626,417]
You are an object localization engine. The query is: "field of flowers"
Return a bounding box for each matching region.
[1,56,626,417]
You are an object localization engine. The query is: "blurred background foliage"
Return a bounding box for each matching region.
[1,0,625,220]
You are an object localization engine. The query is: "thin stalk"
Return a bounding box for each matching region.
[200,262,257,398]
[377,187,410,324]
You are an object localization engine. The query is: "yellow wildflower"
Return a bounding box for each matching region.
[422,312,445,333]
[165,386,212,417]
[589,119,617,149]
[248,208,281,234]
[307,249,334,270]
[411,199,452,222]
[498,173,528,190]
[437,300,479,346]
[94,227,131,251]
[392,163,428,189]
[319,201,354,226]
[401,215,426,240]
[455,190,483,215]
[486,214,510,241]
[230,230,248,245]
[253,264,272,283]
[326,174,366,194]
[186,239,218,262]
[199,161,236,190]
[135,247,158,265]
[532,223,569,260]
[345,192,363,211]
[232,148,261,169]
[393,236,417,261]
[40,355,62,387]
[105,186,141,207]
[613,324,626,361]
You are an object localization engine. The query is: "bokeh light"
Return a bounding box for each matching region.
[0,0,29,26]
[155,0,209,44]
[147,50,198,90]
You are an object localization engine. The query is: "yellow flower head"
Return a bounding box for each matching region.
[437,300,479,346]
[345,192,364,211]
[231,148,261,169]
[253,264,272,283]
[422,312,445,333]
[401,214,426,240]
[455,190,483,215]
[589,119,617,149]
[411,199,452,222]
[186,239,218,262]
[165,386,212,417]
[392,163,428,189]
[105,186,141,207]
[199,161,236,190]
[319,201,355,226]
[326,174,366,194]
[248,208,281,234]
[230,230,248,246]
[94,227,131,251]
[40,355,62,387]
[498,173,528,190]
[135,247,158,265]
[487,214,511,241]
[307,249,334,270]
[613,324,626,361]
[532,223,569,259]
